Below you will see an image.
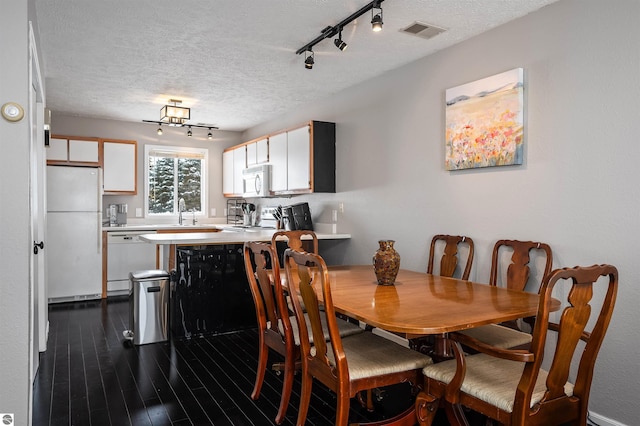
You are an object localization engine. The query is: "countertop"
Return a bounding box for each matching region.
[102,223,226,232]
[138,229,351,245]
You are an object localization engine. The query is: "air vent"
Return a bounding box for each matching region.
[400,21,446,40]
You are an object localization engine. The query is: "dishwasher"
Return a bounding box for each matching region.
[107,231,158,296]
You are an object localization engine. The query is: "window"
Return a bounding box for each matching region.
[145,145,208,216]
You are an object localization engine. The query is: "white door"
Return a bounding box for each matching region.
[29,22,47,397]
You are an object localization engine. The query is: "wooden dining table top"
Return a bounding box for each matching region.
[322,265,559,337]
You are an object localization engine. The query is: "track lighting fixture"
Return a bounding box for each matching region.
[295,0,385,68]
[371,1,383,32]
[143,99,218,137]
[334,28,347,51]
[304,50,315,69]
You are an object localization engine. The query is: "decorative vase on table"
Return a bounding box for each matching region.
[373,240,400,285]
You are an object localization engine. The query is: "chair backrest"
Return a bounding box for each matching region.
[489,240,553,292]
[427,235,475,280]
[283,249,346,382]
[513,264,618,424]
[271,229,319,254]
[243,241,293,345]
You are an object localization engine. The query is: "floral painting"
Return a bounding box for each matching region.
[445,68,524,171]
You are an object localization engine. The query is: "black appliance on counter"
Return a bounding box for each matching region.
[282,202,313,231]
[171,245,255,339]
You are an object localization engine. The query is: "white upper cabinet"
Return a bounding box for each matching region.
[47,136,100,165]
[222,150,234,195]
[286,125,311,191]
[222,121,335,197]
[222,146,246,197]
[233,146,246,195]
[247,137,269,166]
[102,140,137,194]
[269,132,288,193]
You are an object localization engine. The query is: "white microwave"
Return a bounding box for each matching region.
[242,164,271,197]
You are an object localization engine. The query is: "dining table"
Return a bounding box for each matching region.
[313,265,560,426]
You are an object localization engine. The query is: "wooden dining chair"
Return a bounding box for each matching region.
[427,234,475,280]
[243,241,362,424]
[271,229,319,266]
[458,239,553,349]
[283,248,433,426]
[415,264,618,426]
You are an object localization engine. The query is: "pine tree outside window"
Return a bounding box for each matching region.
[145,145,207,217]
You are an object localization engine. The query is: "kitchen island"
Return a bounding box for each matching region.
[139,230,351,339]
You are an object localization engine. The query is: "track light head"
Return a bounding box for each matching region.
[334,29,348,51]
[157,126,163,135]
[304,50,315,69]
[371,2,383,32]
[207,128,213,140]
[187,126,192,137]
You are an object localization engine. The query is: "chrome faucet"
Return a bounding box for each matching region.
[178,198,185,225]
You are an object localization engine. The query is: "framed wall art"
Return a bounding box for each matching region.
[445,68,524,171]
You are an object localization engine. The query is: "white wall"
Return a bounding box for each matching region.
[51,114,243,221]
[0,1,36,424]
[242,0,639,423]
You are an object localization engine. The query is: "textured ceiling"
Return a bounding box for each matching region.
[35,0,559,132]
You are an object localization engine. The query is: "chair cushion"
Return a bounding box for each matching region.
[274,314,363,346]
[422,353,574,412]
[328,332,433,381]
[458,324,533,349]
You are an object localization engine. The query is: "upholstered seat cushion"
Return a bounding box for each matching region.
[458,324,533,349]
[326,332,433,381]
[274,314,363,346]
[422,353,574,412]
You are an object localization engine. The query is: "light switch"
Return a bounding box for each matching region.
[135,208,142,217]
[211,208,217,217]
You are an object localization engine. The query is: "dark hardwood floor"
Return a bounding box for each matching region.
[33,297,460,426]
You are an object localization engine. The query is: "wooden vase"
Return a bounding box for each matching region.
[373,240,400,285]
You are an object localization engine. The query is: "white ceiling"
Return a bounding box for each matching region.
[35,0,558,132]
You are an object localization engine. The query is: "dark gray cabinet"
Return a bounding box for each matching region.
[171,244,255,339]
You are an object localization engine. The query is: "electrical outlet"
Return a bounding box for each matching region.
[211,208,216,217]
[332,209,338,222]
[135,208,142,217]
[339,203,344,213]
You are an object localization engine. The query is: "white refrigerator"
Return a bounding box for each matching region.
[47,166,103,302]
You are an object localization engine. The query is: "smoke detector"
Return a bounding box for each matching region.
[400,21,446,40]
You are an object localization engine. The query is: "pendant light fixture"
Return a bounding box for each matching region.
[295,0,385,68]
[143,99,218,138]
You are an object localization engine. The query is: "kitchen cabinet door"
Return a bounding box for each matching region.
[69,139,99,163]
[256,137,269,163]
[47,138,68,161]
[286,125,311,191]
[233,146,246,195]
[103,140,137,194]
[269,132,288,192]
[246,142,257,166]
[47,135,100,166]
[222,150,234,195]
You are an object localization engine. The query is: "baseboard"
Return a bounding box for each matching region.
[588,411,628,426]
